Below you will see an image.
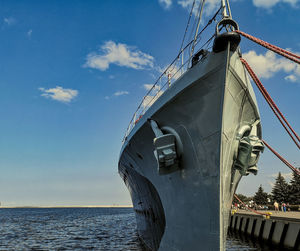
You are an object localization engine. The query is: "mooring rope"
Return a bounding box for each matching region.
[236,31,300,144]
[234,194,268,216]
[236,30,300,64]
[263,140,300,176]
[240,58,300,150]
[236,29,300,176]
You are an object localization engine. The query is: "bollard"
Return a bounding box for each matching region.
[266,212,272,219]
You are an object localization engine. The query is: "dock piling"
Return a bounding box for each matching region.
[229,211,300,250]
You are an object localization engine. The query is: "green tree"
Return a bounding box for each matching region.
[289,168,300,205]
[272,172,289,203]
[253,185,268,205]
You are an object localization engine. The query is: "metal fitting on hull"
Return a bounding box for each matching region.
[213,18,241,53]
[233,123,264,176]
[150,120,182,175]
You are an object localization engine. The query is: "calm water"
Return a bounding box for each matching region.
[0,207,279,250]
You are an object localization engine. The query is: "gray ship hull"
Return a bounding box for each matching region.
[119,48,262,251]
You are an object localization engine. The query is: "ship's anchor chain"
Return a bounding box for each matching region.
[233,123,264,176]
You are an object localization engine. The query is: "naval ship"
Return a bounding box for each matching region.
[119,1,264,250]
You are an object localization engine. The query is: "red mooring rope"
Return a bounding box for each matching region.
[234,194,267,216]
[236,30,300,64]
[237,30,300,176]
[263,140,300,176]
[240,58,300,150]
[233,30,300,213]
[237,30,300,147]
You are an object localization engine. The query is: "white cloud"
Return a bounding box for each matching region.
[159,0,173,9]
[114,91,129,96]
[177,0,191,8]
[141,84,164,108]
[243,50,300,81]
[252,0,299,8]
[156,64,182,83]
[84,41,154,71]
[164,64,182,80]
[282,172,293,180]
[176,0,299,14]
[142,91,164,109]
[104,91,129,100]
[27,29,32,37]
[267,180,275,188]
[267,171,293,189]
[39,86,78,103]
[270,172,293,180]
[285,74,298,82]
[143,84,160,91]
[4,17,16,25]
[177,0,220,16]
[140,64,182,109]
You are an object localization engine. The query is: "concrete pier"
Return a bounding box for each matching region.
[229,210,300,250]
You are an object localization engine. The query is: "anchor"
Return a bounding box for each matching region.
[149,120,181,175]
[233,122,264,176]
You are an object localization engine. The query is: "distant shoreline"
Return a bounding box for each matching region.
[0,205,133,209]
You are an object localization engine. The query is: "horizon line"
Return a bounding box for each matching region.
[0,205,133,209]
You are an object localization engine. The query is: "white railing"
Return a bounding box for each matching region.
[122,34,216,143]
[122,5,224,143]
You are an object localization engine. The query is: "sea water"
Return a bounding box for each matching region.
[0,207,279,250]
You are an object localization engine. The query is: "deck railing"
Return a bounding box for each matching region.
[121,2,225,143]
[122,33,215,143]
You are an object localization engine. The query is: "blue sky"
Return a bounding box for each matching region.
[0,0,299,206]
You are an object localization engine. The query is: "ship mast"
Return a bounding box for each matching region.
[221,0,232,18]
[190,0,233,63]
[190,0,206,58]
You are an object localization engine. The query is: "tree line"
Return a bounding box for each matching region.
[234,169,300,206]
